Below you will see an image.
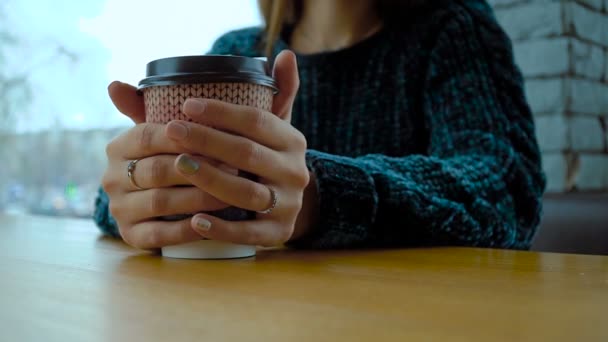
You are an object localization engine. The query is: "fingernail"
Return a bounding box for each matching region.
[107,80,121,92]
[176,154,199,175]
[166,121,188,140]
[193,216,211,232]
[183,99,206,115]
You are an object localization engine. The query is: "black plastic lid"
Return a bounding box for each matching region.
[138,55,277,93]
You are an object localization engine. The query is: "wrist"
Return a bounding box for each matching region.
[291,171,319,241]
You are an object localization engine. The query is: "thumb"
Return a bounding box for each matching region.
[271,50,299,121]
[108,81,146,124]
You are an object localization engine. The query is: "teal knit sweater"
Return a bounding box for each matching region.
[94,0,545,249]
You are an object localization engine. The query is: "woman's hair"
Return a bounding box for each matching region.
[257,0,427,56]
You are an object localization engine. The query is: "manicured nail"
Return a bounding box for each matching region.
[193,216,211,232]
[107,81,123,94]
[166,121,188,140]
[183,99,206,115]
[176,154,199,175]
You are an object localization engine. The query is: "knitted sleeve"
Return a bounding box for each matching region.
[288,5,546,249]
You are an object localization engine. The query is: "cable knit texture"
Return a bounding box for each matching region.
[94,0,545,249]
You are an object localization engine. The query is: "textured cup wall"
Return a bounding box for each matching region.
[143,83,274,124]
[142,82,274,222]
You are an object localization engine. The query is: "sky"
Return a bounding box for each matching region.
[6,0,261,132]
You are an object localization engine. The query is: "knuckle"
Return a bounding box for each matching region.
[193,189,212,207]
[292,196,304,213]
[137,124,154,152]
[250,108,268,132]
[277,228,293,244]
[244,228,264,246]
[192,125,208,148]
[105,135,122,157]
[105,141,114,157]
[292,131,307,151]
[244,183,266,208]
[149,158,167,185]
[238,142,261,168]
[149,189,168,214]
[101,173,116,193]
[191,190,206,207]
[286,164,310,189]
[295,168,310,189]
[200,128,209,147]
[108,200,122,219]
[198,167,217,189]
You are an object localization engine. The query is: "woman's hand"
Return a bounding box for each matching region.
[168,51,319,246]
[101,82,230,249]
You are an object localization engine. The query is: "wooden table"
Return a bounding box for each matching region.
[1,214,607,341]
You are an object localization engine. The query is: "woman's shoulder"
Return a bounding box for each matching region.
[389,0,499,35]
[439,0,503,31]
[425,0,506,40]
[431,0,515,58]
[208,27,265,56]
[388,0,510,54]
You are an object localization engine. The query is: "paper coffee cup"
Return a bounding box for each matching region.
[138,55,278,259]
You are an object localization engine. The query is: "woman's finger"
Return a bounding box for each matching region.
[271,50,299,121]
[166,121,294,181]
[107,123,193,160]
[181,98,305,151]
[108,81,146,124]
[120,155,238,190]
[189,213,292,247]
[123,155,189,190]
[175,154,277,213]
[118,187,228,220]
[123,218,203,250]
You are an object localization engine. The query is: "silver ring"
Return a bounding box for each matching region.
[127,159,144,190]
[257,186,278,215]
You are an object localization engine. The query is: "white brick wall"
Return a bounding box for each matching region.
[574,155,608,190]
[565,2,608,46]
[488,0,558,7]
[604,48,608,81]
[525,79,566,114]
[570,116,605,151]
[579,0,604,10]
[488,0,525,7]
[493,2,563,41]
[572,39,605,81]
[568,79,608,115]
[536,116,605,153]
[542,153,568,192]
[604,116,608,150]
[492,0,608,192]
[535,116,569,151]
[514,39,569,77]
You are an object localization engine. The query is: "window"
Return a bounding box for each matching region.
[0,0,261,217]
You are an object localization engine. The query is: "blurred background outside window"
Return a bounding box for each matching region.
[0,0,260,217]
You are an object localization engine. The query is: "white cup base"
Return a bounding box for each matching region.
[161,240,256,259]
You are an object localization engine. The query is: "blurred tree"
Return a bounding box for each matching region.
[0,2,32,134]
[0,1,79,134]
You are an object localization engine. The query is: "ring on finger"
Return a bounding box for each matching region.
[257,186,278,215]
[127,159,144,190]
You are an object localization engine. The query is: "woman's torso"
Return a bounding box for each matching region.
[209,0,494,158]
